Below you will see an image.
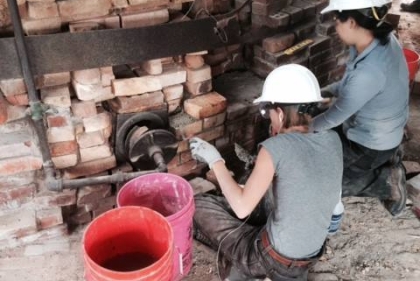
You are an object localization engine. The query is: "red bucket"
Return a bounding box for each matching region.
[83,206,173,281]
[117,173,195,281]
[403,48,420,81]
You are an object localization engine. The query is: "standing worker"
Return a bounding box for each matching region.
[189,64,343,281]
[311,0,409,216]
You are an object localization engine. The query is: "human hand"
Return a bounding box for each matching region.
[189,137,224,169]
[320,87,333,98]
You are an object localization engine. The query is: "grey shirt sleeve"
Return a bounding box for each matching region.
[310,64,386,132]
[322,81,340,97]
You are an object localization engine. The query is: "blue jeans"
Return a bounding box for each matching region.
[335,127,399,200]
[193,193,322,281]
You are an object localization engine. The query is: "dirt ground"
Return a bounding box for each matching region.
[1,2,420,281]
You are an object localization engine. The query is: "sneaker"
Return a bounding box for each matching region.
[382,164,407,216]
[401,0,420,12]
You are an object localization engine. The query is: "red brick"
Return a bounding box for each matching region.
[184,79,212,96]
[46,115,69,127]
[63,155,117,179]
[168,160,207,178]
[183,92,227,119]
[180,151,193,163]
[52,154,78,169]
[0,184,36,205]
[112,76,162,96]
[203,112,226,129]
[184,55,205,69]
[163,84,183,101]
[0,95,8,125]
[36,207,63,230]
[4,94,29,106]
[120,9,169,28]
[195,125,225,142]
[27,1,59,19]
[167,153,180,169]
[0,209,37,239]
[168,98,182,114]
[49,140,78,157]
[77,184,112,205]
[36,72,71,89]
[76,131,106,148]
[58,0,112,22]
[170,112,203,139]
[0,78,27,96]
[83,112,112,132]
[0,156,42,176]
[107,92,166,114]
[34,189,77,207]
[186,65,212,83]
[79,144,112,162]
[71,99,97,118]
[71,68,101,85]
[177,139,189,153]
[262,33,295,53]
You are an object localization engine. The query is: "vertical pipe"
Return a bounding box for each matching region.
[7,0,56,180]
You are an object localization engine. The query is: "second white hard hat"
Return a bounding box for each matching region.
[253,64,323,104]
[321,0,392,14]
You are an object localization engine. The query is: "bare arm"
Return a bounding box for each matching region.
[212,147,275,219]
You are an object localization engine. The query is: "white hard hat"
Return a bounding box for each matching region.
[253,64,323,104]
[321,0,392,14]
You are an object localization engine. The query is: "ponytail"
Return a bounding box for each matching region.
[334,4,394,45]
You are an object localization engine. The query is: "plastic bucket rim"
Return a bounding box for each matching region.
[116,173,194,220]
[82,206,174,277]
[403,48,420,62]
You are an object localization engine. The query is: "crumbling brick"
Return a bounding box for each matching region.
[184,92,227,119]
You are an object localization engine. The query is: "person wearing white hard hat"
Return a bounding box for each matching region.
[310,0,409,216]
[189,64,343,281]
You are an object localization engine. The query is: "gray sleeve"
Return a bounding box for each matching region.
[310,65,385,132]
[322,81,340,97]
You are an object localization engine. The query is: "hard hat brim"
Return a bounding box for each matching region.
[320,5,335,14]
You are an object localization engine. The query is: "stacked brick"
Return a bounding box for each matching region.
[0,0,352,246]
[251,0,348,87]
[204,44,245,77]
[168,50,227,177]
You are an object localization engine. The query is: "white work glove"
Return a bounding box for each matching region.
[189,137,224,169]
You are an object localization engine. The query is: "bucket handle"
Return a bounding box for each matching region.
[176,246,184,276]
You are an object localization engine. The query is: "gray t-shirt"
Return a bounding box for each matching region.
[260,130,343,259]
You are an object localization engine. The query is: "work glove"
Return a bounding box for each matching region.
[320,88,334,98]
[189,137,224,169]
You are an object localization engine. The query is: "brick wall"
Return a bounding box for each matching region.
[0,0,347,248]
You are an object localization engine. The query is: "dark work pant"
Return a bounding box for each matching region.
[335,127,399,200]
[193,193,321,281]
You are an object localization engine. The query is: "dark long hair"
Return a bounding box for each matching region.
[334,5,394,45]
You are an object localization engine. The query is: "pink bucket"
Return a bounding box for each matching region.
[117,173,195,281]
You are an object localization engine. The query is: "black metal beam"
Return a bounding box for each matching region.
[0,18,244,80]
[0,17,283,80]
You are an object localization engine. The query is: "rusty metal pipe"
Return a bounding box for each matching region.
[7,0,56,181]
[50,164,168,191]
[46,150,168,191]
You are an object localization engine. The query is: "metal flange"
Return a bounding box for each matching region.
[126,129,178,170]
